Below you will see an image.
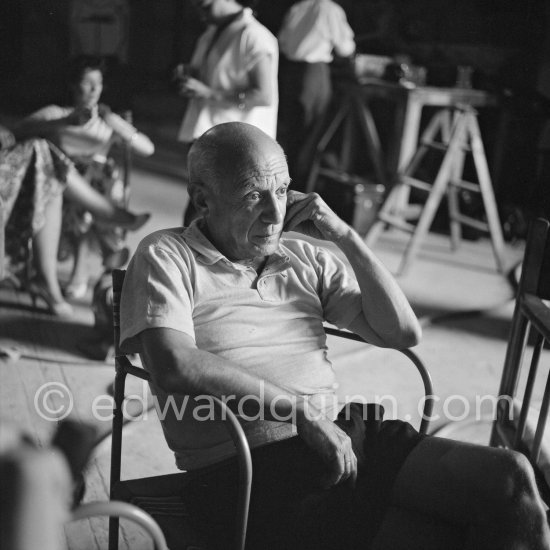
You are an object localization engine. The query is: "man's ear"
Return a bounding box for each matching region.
[188,183,209,216]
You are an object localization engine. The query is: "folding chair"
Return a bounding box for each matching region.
[109,268,434,550]
[490,217,550,508]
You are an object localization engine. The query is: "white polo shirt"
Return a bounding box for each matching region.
[120,222,362,470]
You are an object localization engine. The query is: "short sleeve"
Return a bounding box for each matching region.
[241,24,277,74]
[315,247,362,328]
[119,242,196,353]
[327,4,355,58]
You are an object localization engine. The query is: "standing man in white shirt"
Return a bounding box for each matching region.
[277,0,355,184]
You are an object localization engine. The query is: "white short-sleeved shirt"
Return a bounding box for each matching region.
[178,8,279,141]
[120,222,363,470]
[278,0,355,63]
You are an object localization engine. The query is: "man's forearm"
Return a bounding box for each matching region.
[141,334,319,425]
[335,227,421,348]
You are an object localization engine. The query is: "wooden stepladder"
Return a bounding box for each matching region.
[365,105,506,276]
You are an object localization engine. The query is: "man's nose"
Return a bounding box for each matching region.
[261,194,284,224]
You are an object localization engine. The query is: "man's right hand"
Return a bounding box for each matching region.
[296,414,357,489]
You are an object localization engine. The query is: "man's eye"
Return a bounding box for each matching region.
[247,192,261,201]
[277,187,288,197]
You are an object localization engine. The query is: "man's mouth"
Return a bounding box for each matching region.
[256,233,279,242]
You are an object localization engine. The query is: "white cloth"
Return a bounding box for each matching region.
[120,222,363,470]
[278,0,355,64]
[178,8,279,142]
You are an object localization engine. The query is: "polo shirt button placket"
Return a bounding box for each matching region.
[257,277,268,300]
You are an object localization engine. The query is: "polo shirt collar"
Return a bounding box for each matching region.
[182,220,290,270]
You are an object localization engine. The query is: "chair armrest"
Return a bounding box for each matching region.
[324,326,434,435]
[522,294,550,342]
[72,501,169,550]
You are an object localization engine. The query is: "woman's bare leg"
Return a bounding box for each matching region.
[65,234,93,298]
[63,169,148,228]
[32,193,65,304]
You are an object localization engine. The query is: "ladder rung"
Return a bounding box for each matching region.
[449,179,482,193]
[378,213,416,233]
[420,140,448,151]
[401,175,432,192]
[421,139,471,152]
[318,168,372,187]
[450,213,490,232]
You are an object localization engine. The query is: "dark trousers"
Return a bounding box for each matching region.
[182,403,423,550]
[277,57,332,186]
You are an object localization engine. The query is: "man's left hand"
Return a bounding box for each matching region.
[283,191,350,242]
[179,77,213,99]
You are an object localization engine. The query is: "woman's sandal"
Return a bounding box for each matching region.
[64,280,88,300]
[29,281,74,318]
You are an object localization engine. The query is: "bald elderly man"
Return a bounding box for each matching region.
[120,122,549,549]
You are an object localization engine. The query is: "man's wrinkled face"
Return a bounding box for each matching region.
[203,144,290,262]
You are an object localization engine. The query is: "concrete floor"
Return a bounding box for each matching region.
[1,164,548,549]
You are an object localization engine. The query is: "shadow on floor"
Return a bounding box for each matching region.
[0,311,101,361]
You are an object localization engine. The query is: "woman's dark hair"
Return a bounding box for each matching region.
[67,55,106,86]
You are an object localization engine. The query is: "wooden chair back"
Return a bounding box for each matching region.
[490,217,550,506]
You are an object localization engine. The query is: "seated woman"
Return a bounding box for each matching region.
[13,55,155,299]
[0,125,149,317]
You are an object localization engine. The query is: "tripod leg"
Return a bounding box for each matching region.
[354,94,387,188]
[305,103,349,193]
[468,112,506,273]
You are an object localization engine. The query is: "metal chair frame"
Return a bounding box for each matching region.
[109,268,434,550]
[109,269,252,550]
[72,501,169,550]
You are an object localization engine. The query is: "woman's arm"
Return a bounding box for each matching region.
[13,117,69,142]
[99,106,155,157]
[0,124,15,149]
[13,106,94,142]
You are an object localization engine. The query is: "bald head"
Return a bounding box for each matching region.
[188,122,286,193]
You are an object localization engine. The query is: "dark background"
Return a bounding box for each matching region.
[1,0,549,228]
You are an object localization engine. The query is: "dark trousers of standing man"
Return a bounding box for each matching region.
[277,56,333,188]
